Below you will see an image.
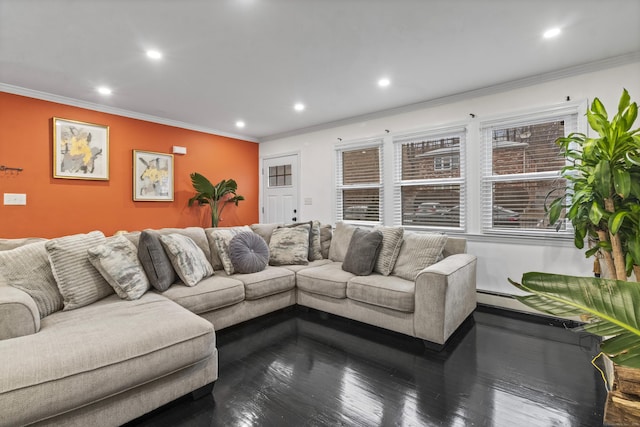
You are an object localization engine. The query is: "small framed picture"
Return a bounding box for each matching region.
[53,117,109,180]
[133,150,174,201]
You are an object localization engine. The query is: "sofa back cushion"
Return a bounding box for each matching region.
[392,232,448,281]
[249,223,282,246]
[0,241,63,318]
[442,237,467,257]
[46,231,114,310]
[328,222,357,262]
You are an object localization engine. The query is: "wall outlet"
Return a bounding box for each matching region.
[304,198,313,205]
[4,193,27,205]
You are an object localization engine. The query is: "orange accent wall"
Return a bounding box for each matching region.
[0,92,259,238]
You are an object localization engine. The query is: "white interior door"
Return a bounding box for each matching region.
[263,154,299,224]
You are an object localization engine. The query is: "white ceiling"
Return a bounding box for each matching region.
[1,0,639,142]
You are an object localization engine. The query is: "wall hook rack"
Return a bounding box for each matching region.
[0,165,24,174]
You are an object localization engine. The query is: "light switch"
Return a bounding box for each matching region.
[304,198,312,205]
[4,193,27,205]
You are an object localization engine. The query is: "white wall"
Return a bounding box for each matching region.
[259,61,640,298]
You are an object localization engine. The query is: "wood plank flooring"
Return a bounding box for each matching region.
[126,307,607,426]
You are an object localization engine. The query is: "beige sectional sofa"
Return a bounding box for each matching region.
[0,222,476,426]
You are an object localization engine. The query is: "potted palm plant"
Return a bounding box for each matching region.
[511,89,640,424]
[188,173,245,227]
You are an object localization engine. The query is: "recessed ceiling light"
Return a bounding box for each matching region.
[146,50,162,60]
[97,86,112,95]
[235,120,246,128]
[378,78,391,87]
[543,28,561,39]
[294,103,305,112]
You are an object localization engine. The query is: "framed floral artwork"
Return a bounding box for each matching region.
[53,118,109,180]
[133,150,174,201]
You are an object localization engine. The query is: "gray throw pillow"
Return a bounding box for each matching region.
[207,226,253,273]
[342,228,384,276]
[0,241,63,318]
[138,230,177,292]
[319,223,332,259]
[160,234,214,287]
[392,232,448,281]
[229,232,269,274]
[269,224,310,266]
[373,226,404,276]
[45,231,114,310]
[88,235,150,300]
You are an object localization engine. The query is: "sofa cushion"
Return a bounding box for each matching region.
[88,235,150,300]
[45,231,114,311]
[0,293,215,427]
[328,222,356,262]
[280,259,332,273]
[0,237,46,251]
[206,226,252,270]
[232,266,295,300]
[229,231,269,274]
[392,232,448,281]
[309,220,324,261]
[160,274,245,313]
[249,223,281,246]
[0,241,63,318]
[342,228,383,276]
[269,224,310,266]
[372,225,404,276]
[347,274,415,313]
[160,234,214,286]
[296,261,354,299]
[138,230,177,292]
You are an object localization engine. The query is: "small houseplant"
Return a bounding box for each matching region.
[188,173,245,227]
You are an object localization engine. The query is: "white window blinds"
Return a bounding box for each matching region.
[393,127,466,230]
[480,107,580,235]
[335,139,383,223]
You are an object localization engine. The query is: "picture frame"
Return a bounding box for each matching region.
[133,150,174,201]
[53,117,109,180]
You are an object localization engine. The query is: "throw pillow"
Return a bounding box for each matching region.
[279,221,317,261]
[0,241,63,318]
[269,224,310,266]
[207,226,252,271]
[328,222,357,262]
[45,231,114,311]
[373,226,404,276]
[0,237,46,252]
[88,235,150,300]
[319,223,332,259]
[138,230,177,292]
[229,231,269,274]
[342,228,384,276]
[309,220,323,261]
[160,234,214,287]
[392,232,448,281]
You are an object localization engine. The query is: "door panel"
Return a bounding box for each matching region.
[263,154,298,224]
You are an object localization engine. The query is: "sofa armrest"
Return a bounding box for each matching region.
[0,285,40,340]
[413,253,477,344]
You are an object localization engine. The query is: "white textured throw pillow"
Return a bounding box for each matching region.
[45,231,114,311]
[88,235,150,300]
[0,241,63,318]
[373,225,404,276]
[392,232,448,281]
[207,226,252,272]
[160,233,214,286]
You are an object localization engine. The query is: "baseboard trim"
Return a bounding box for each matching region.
[476,302,584,329]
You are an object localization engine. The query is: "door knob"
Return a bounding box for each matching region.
[292,217,297,221]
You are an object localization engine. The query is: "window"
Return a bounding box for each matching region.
[480,107,580,235]
[394,128,466,229]
[335,140,383,223]
[268,164,292,187]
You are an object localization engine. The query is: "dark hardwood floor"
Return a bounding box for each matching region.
[126,306,607,426]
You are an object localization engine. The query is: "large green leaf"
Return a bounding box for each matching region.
[190,172,215,196]
[594,160,612,198]
[618,88,631,115]
[613,168,631,198]
[509,272,640,368]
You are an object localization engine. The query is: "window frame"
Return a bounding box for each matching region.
[334,138,384,225]
[479,102,586,237]
[393,126,467,232]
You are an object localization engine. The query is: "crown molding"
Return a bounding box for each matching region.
[0,83,258,143]
[259,52,640,142]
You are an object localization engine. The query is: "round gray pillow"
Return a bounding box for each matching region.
[229,232,269,274]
